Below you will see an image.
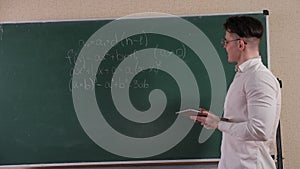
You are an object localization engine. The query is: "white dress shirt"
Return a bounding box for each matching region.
[218,57,281,169]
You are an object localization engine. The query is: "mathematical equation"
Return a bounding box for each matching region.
[67,32,187,91]
[69,78,149,92]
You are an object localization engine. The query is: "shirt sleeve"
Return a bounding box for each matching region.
[218,71,279,141]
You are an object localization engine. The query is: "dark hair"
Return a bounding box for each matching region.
[223,16,264,39]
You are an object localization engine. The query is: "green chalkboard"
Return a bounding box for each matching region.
[0,12,268,167]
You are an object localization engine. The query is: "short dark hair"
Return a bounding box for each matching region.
[223,16,264,39]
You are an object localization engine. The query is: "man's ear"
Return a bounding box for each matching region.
[238,42,242,49]
[238,40,246,49]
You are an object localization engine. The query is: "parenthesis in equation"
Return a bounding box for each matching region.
[141,31,148,47]
[69,78,95,91]
[0,25,3,40]
[177,44,187,60]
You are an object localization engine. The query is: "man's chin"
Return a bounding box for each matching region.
[227,59,234,63]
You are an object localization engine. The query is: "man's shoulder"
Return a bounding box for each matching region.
[245,65,279,90]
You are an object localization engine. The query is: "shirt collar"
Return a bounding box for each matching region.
[236,56,261,73]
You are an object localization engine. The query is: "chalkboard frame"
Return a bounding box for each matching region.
[0,10,269,168]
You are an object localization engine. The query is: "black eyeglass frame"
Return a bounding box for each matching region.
[221,38,247,46]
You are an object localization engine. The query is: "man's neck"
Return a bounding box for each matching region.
[237,50,260,65]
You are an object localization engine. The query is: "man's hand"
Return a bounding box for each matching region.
[190,108,220,130]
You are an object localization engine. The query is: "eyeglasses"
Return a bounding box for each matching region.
[221,38,248,46]
[221,38,241,46]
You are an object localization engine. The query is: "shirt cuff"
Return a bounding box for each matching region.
[218,120,229,132]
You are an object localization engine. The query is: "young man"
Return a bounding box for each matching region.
[194,16,281,169]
